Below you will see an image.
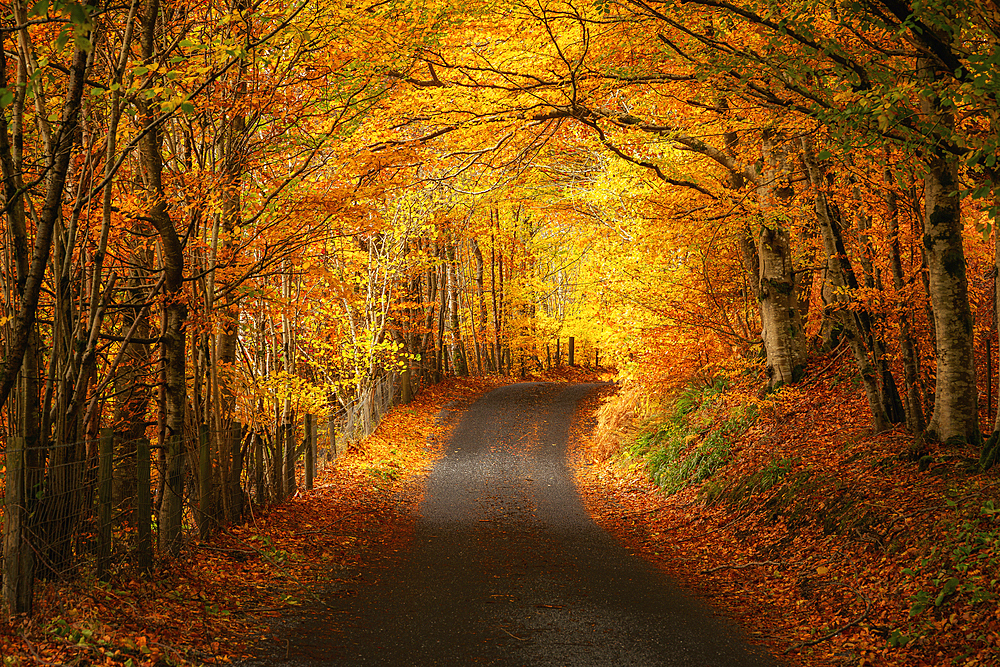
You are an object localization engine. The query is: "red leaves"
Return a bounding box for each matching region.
[0,375,504,666]
[572,365,1000,667]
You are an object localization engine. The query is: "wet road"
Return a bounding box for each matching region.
[264,382,780,666]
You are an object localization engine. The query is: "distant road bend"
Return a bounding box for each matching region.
[260,382,780,666]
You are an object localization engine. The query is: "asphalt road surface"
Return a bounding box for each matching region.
[261,382,780,666]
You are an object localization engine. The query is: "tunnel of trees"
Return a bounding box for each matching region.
[3,0,1000,614]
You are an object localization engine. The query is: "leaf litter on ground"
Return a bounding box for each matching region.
[0,376,504,666]
[10,362,993,667]
[569,355,1000,667]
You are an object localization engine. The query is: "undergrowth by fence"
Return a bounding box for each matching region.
[1,376,400,616]
[341,373,399,445]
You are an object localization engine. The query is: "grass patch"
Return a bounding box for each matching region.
[624,380,756,494]
[700,457,797,508]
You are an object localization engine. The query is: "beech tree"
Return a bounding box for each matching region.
[5,0,1000,618]
[364,0,997,447]
[625,0,987,443]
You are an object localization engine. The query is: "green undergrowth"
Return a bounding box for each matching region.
[626,380,888,540]
[889,497,1000,649]
[701,460,888,540]
[607,374,1000,662]
[624,379,757,494]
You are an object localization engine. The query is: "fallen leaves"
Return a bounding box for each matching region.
[12,367,989,667]
[0,375,504,667]
[570,360,1000,667]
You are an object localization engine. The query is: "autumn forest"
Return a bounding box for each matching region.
[2,0,1000,663]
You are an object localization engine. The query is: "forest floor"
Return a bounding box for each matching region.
[2,361,998,666]
[571,359,1000,667]
[0,375,501,666]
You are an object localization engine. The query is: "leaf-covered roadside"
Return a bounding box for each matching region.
[570,360,1000,667]
[0,377,501,667]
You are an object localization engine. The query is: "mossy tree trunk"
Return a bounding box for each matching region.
[753,133,806,386]
[920,57,979,445]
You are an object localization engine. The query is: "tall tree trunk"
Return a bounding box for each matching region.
[437,240,447,378]
[112,268,154,508]
[985,186,1000,468]
[447,238,468,376]
[103,1,146,511]
[281,269,296,497]
[755,224,805,386]
[0,5,93,588]
[0,34,40,446]
[472,238,486,374]
[400,267,419,404]
[920,57,980,445]
[140,0,188,555]
[216,28,247,485]
[422,239,438,383]
[803,141,892,431]
[885,165,926,435]
[0,16,91,412]
[493,217,505,374]
[0,37,38,612]
[754,133,806,386]
[981,156,1000,467]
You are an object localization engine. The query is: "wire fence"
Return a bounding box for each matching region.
[3,433,162,588]
[2,373,404,613]
[340,372,399,446]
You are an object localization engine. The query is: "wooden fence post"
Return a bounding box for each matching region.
[305,414,315,491]
[284,417,296,497]
[230,422,244,523]
[97,429,114,578]
[3,436,33,614]
[136,438,152,572]
[253,432,265,505]
[198,424,212,540]
[569,337,575,366]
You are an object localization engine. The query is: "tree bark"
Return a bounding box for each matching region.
[803,141,890,431]
[0,22,43,530]
[0,22,91,413]
[981,163,1000,467]
[920,57,980,445]
[885,166,926,434]
[753,133,806,385]
[447,238,468,376]
[421,238,438,383]
[139,0,188,555]
[471,238,486,374]
[437,240,447,378]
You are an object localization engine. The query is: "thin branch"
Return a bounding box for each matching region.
[700,560,784,574]
[784,588,870,653]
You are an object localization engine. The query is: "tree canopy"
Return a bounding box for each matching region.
[2,0,1000,613]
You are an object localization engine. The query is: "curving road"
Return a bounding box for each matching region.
[264,382,780,666]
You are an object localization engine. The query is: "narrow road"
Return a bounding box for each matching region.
[268,382,779,666]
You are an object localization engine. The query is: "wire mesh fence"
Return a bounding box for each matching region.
[0,429,222,586]
[2,373,404,613]
[340,372,399,446]
[2,433,155,596]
